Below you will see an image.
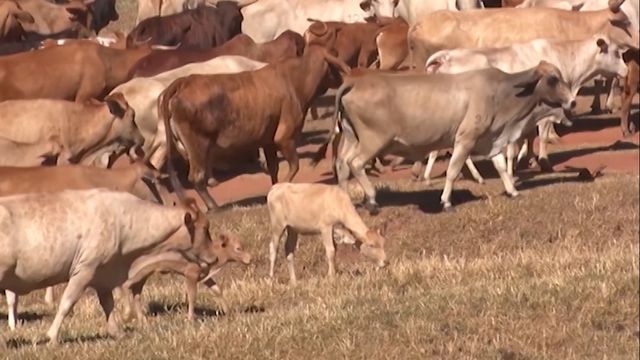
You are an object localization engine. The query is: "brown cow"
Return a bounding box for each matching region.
[375,18,409,70]
[0,0,34,41]
[158,44,351,210]
[0,93,144,166]
[620,48,639,136]
[0,41,153,101]
[130,30,304,78]
[126,2,246,50]
[120,231,251,321]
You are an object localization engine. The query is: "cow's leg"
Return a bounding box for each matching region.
[516,138,529,166]
[389,156,405,171]
[335,131,357,192]
[440,142,474,211]
[183,263,200,321]
[321,228,336,278]
[421,151,439,184]
[6,290,18,330]
[44,286,54,306]
[506,143,516,177]
[278,139,300,183]
[605,76,621,113]
[263,145,279,184]
[46,270,93,344]
[269,224,286,281]
[349,153,380,215]
[620,61,639,137]
[96,288,123,339]
[492,153,519,198]
[284,228,299,285]
[465,157,484,184]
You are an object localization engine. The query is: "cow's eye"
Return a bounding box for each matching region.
[547,76,559,87]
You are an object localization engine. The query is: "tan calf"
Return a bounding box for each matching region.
[120,232,251,321]
[267,183,388,285]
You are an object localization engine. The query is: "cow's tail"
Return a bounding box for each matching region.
[158,78,189,206]
[310,78,356,167]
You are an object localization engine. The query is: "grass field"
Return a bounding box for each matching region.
[1,174,638,359]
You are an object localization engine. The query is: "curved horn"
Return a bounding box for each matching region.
[608,0,624,12]
[151,43,181,50]
[133,36,152,47]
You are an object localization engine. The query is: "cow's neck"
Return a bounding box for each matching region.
[105,47,154,88]
[340,207,374,246]
[497,69,544,125]
[284,47,328,109]
[550,38,601,93]
[66,106,115,161]
[574,9,611,35]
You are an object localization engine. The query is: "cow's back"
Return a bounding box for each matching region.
[0,43,103,101]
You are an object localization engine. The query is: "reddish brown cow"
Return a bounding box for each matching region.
[502,0,526,6]
[126,2,245,50]
[620,49,639,136]
[130,30,305,78]
[375,18,409,70]
[0,41,153,101]
[158,44,350,210]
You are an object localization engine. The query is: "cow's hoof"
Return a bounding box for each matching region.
[364,202,380,215]
[441,203,454,212]
[507,191,520,199]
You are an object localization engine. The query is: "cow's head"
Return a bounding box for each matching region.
[359,0,398,20]
[216,1,244,40]
[0,1,34,40]
[104,92,145,148]
[183,209,220,266]
[358,223,389,268]
[594,36,629,78]
[517,61,576,114]
[210,232,252,266]
[87,0,119,33]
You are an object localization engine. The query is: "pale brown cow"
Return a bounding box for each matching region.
[0,94,144,166]
[158,44,351,210]
[120,231,251,321]
[0,42,153,102]
[620,49,639,136]
[15,0,94,36]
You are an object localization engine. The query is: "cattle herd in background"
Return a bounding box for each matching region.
[0,0,638,346]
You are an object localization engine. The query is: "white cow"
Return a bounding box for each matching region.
[395,0,484,24]
[84,56,267,170]
[422,35,629,180]
[241,0,397,42]
[0,189,218,344]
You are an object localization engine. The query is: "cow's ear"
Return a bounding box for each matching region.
[104,93,128,118]
[65,7,87,21]
[12,8,35,24]
[359,0,372,11]
[184,212,196,241]
[596,38,609,54]
[514,62,548,97]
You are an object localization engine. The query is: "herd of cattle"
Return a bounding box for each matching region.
[0,0,638,346]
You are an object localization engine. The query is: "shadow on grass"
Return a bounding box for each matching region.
[146,301,225,318]
[376,188,483,213]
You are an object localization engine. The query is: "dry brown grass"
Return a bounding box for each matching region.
[1,173,638,359]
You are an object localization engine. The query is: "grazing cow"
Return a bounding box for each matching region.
[267,183,388,284]
[395,0,485,25]
[0,41,153,101]
[14,0,94,36]
[130,30,304,77]
[240,0,397,42]
[126,2,245,50]
[620,49,639,136]
[90,56,268,170]
[0,94,144,166]
[315,61,575,213]
[0,189,219,344]
[423,35,629,176]
[408,0,639,69]
[0,0,34,41]
[158,45,350,210]
[121,231,251,321]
